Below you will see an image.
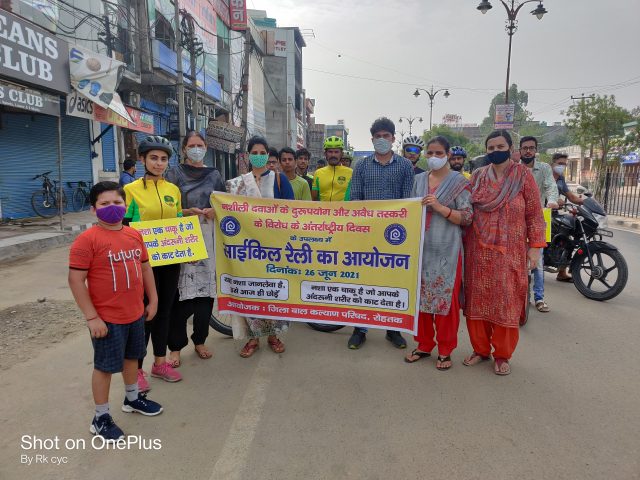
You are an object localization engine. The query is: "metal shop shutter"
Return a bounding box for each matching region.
[0,113,92,220]
[100,123,116,172]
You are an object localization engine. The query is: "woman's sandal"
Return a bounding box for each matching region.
[436,355,452,371]
[267,337,285,354]
[463,352,490,366]
[494,359,511,376]
[404,349,431,363]
[168,352,181,368]
[194,345,213,359]
[240,341,259,358]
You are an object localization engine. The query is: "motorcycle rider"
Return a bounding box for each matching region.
[519,136,558,312]
[449,146,471,179]
[311,136,352,201]
[402,135,426,174]
[551,153,583,282]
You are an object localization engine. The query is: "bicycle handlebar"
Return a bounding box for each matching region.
[31,171,53,180]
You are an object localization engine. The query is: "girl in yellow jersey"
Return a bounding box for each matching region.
[124,136,183,391]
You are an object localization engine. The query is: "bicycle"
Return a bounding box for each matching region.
[31,171,67,218]
[68,180,92,211]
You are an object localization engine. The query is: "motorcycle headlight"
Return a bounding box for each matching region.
[593,213,608,229]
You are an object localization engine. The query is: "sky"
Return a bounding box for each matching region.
[248,0,640,150]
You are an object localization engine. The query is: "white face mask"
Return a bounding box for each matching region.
[373,138,392,155]
[186,146,207,162]
[553,165,566,175]
[427,156,448,171]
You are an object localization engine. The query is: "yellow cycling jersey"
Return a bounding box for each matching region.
[124,178,183,222]
[312,165,352,201]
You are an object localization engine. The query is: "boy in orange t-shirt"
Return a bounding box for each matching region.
[69,182,162,441]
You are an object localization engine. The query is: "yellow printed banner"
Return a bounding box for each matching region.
[544,208,552,243]
[210,193,426,335]
[130,216,208,267]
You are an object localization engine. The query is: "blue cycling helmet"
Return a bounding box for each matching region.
[451,146,467,158]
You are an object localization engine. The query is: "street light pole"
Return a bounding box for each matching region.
[413,86,450,130]
[398,116,423,135]
[476,0,548,104]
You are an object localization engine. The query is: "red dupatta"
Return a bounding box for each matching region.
[470,161,528,253]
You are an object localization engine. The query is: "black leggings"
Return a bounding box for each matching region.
[168,296,214,352]
[139,263,181,368]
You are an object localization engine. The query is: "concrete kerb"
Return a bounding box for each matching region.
[609,215,640,230]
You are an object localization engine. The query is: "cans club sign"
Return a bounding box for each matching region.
[0,10,70,93]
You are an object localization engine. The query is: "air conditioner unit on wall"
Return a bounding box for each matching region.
[127,92,141,108]
[185,96,193,110]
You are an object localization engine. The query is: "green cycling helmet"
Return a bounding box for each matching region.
[323,135,344,150]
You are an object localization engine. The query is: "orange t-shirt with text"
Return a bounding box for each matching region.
[69,226,149,324]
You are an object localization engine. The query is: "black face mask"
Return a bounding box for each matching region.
[487,150,510,165]
[521,155,535,164]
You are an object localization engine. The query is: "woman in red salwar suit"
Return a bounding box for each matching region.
[463,130,546,375]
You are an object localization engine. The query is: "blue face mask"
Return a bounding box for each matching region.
[249,154,269,168]
[487,150,510,165]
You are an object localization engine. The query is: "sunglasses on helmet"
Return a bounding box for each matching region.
[404,146,421,154]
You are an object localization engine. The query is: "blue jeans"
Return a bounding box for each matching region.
[533,248,544,302]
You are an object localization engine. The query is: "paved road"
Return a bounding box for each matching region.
[0,229,638,480]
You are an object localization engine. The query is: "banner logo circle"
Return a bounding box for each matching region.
[384,224,407,246]
[220,216,241,236]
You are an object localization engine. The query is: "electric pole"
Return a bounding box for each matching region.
[571,93,596,182]
[571,93,595,103]
[239,28,251,154]
[180,11,203,134]
[174,0,186,147]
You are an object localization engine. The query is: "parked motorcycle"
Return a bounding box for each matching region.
[544,196,628,301]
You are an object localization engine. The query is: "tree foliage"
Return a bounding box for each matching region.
[420,125,484,159]
[564,95,631,166]
[480,84,532,134]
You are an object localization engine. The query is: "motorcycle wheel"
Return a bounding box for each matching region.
[306,323,345,333]
[571,249,628,301]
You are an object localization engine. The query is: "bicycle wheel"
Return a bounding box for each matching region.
[209,302,233,337]
[72,188,87,211]
[307,323,345,332]
[209,312,233,337]
[31,189,57,218]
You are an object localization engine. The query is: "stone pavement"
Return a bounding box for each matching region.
[0,211,95,263]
